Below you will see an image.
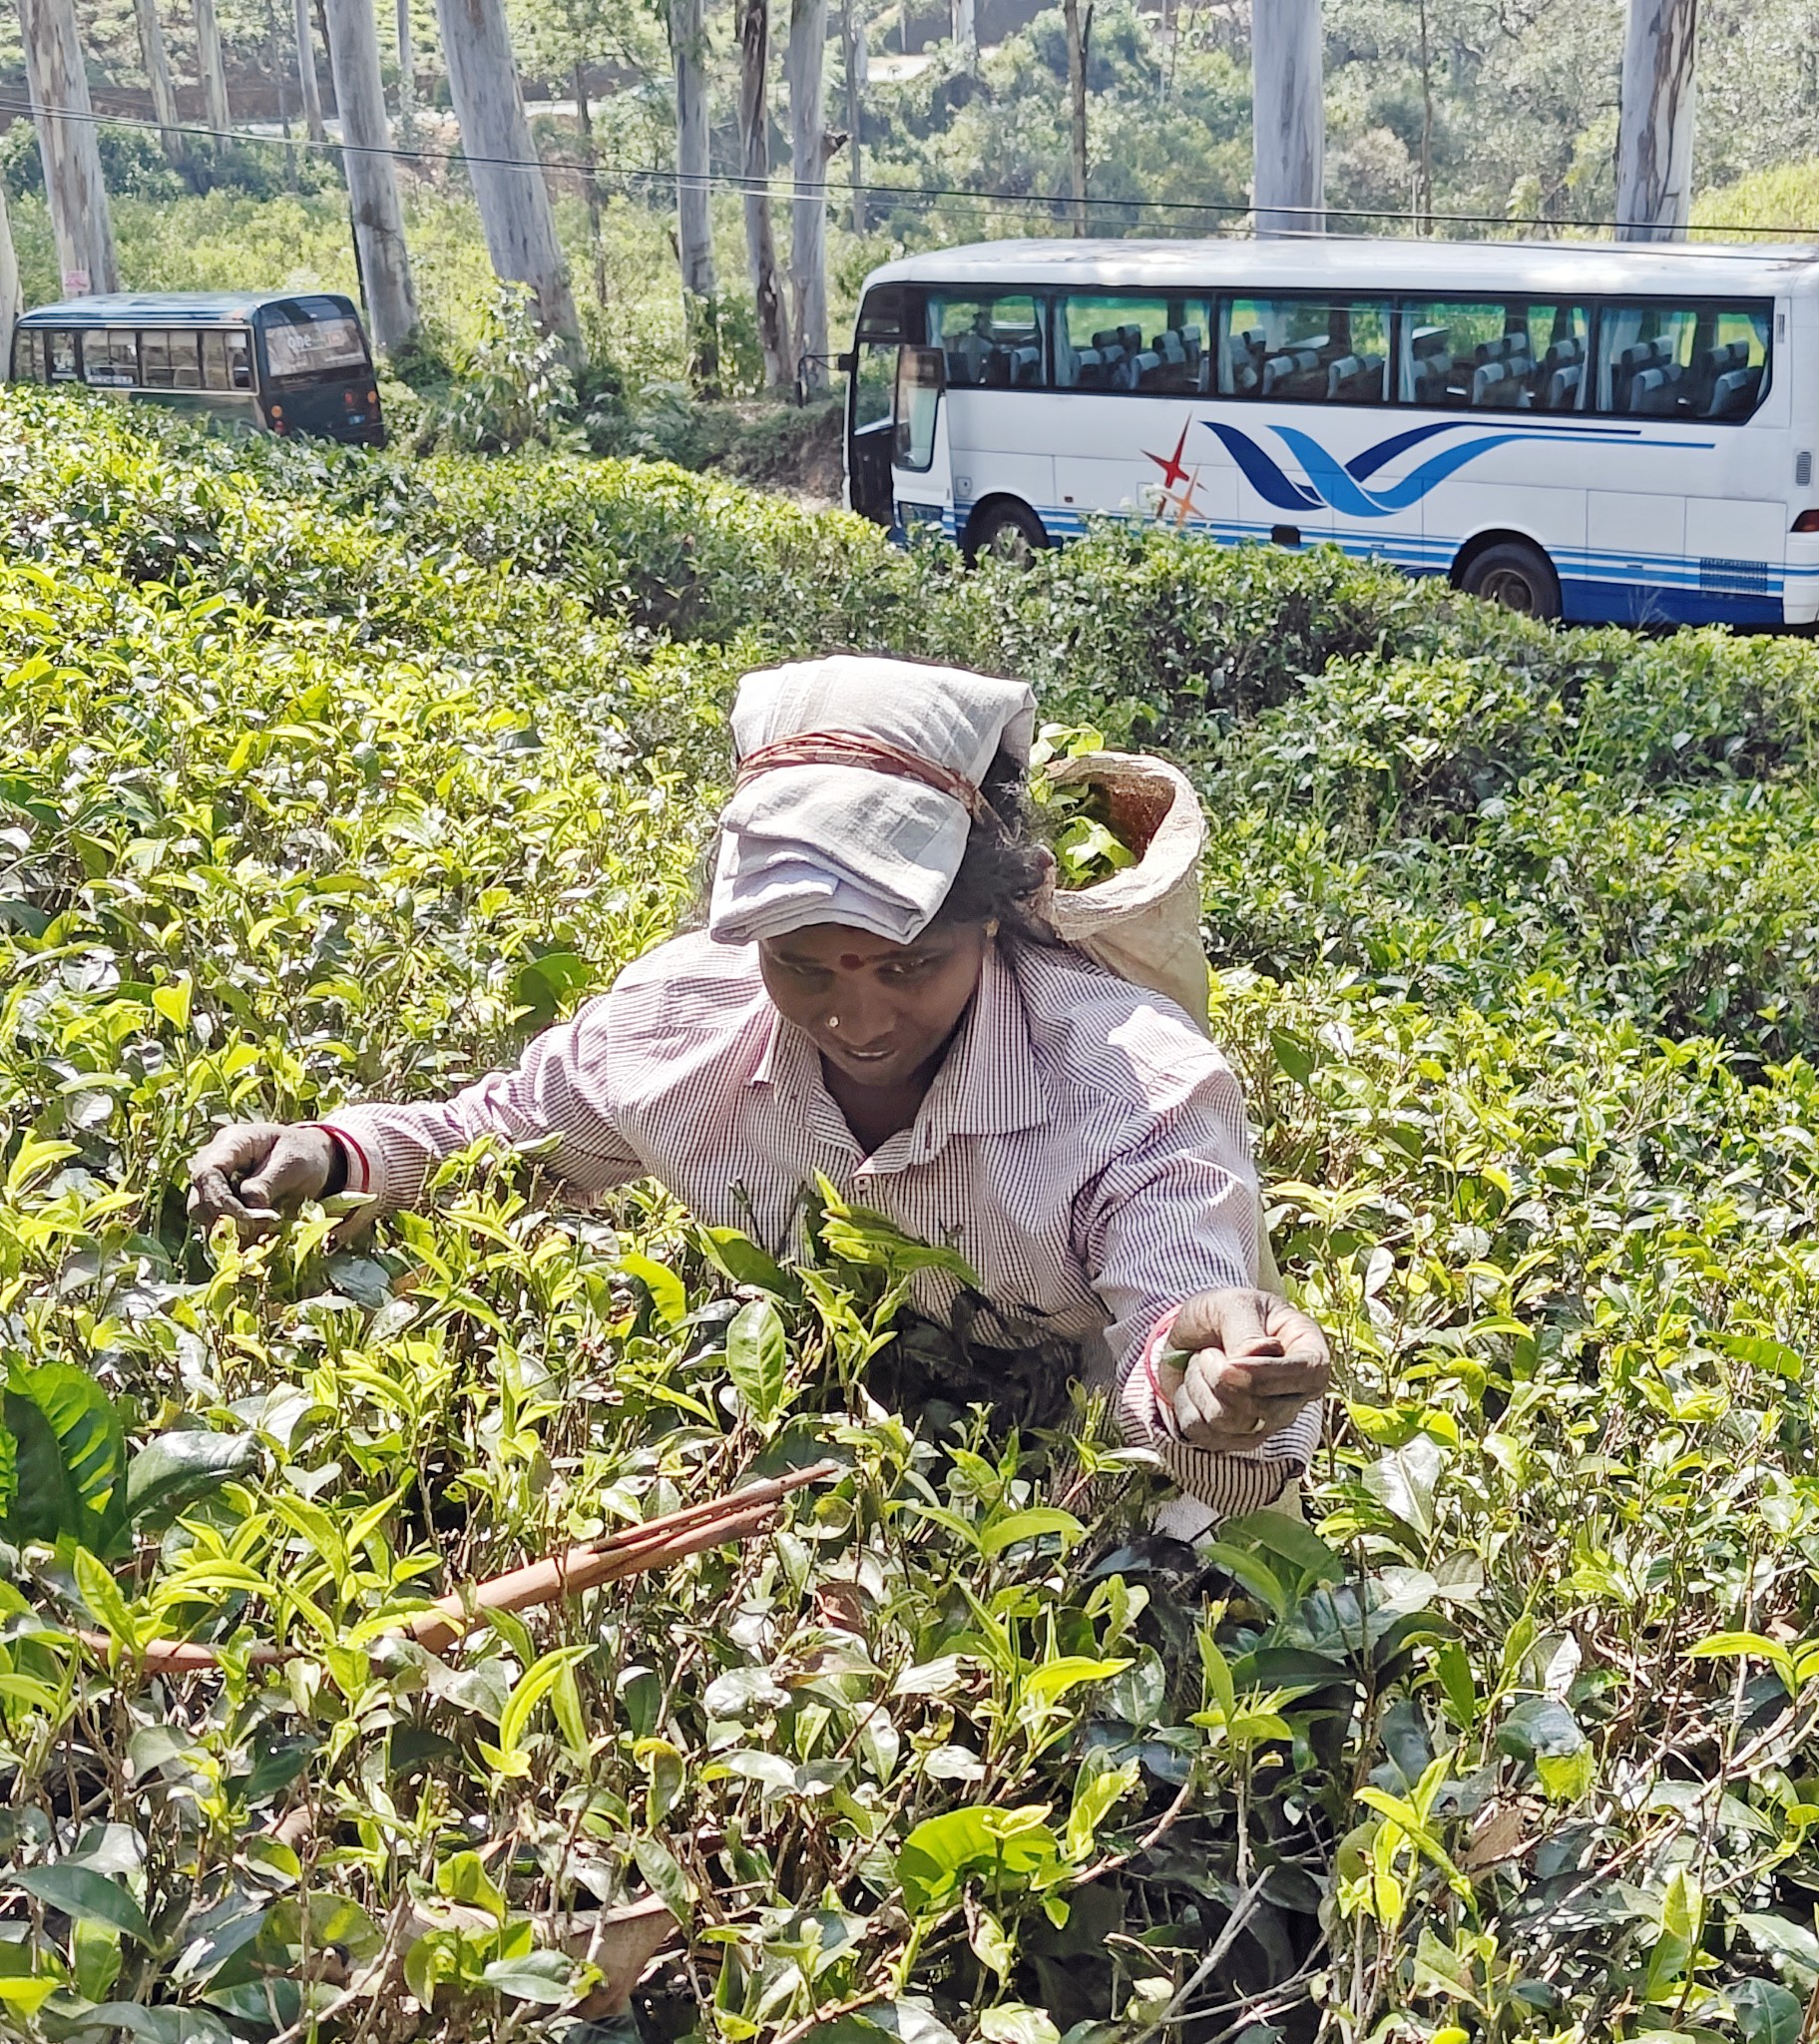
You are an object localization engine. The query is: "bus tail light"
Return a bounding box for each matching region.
[1793,509,1819,533]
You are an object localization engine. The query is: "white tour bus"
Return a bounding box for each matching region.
[842,236,1819,627]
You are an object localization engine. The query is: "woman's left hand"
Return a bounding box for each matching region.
[1153,1289,1331,1453]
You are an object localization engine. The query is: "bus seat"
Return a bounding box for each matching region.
[1262,348,1320,399]
[1183,325,1207,374]
[1327,353,1381,402]
[1007,345,1041,386]
[1075,348,1109,388]
[1411,325,1450,361]
[1691,339,1749,411]
[1706,365,1759,418]
[1124,349,1163,390]
[1154,329,1185,366]
[1472,359,1519,406]
[1119,323,1143,355]
[1536,336,1583,381]
[1629,364,1685,414]
[946,329,992,384]
[1541,361,1582,410]
[1614,338,1667,409]
[1413,351,1457,406]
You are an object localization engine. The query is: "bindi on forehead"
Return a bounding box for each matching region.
[839,952,867,970]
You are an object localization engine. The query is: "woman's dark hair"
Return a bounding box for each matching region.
[930,750,1054,938]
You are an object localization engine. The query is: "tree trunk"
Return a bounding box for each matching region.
[670,0,718,386]
[194,0,232,134]
[19,0,121,295]
[1251,0,1323,236]
[737,0,791,386]
[295,0,326,140]
[434,0,581,340]
[841,0,864,233]
[135,0,189,163]
[1062,0,1089,235]
[321,0,420,349]
[396,0,415,140]
[785,0,827,391]
[263,0,297,187]
[953,0,974,64]
[574,62,607,308]
[0,179,21,375]
[1415,0,1433,231]
[1615,0,1697,240]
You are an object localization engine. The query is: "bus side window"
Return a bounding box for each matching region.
[142,332,171,388]
[927,292,1044,390]
[12,330,43,381]
[1055,294,1204,394]
[202,331,253,392]
[84,329,140,387]
[1222,299,1388,404]
[1586,298,1757,418]
[1593,299,1769,421]
[48,331,78,382]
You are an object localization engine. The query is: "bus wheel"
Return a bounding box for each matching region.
[967,499,1049,563]
[1460,539,1561,621]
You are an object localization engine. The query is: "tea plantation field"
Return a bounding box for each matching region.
[4,386,1819,2044]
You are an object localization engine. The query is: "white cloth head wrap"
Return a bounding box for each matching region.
[707,655,1038,946]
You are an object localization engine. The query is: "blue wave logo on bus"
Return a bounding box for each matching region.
[1203,418,1702,519]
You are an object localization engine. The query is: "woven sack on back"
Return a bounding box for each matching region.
[1036,749,1283,1297]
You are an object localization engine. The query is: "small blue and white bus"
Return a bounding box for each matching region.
[843,237,1819,626]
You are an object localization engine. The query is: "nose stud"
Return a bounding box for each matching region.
[827,1015,841,1032]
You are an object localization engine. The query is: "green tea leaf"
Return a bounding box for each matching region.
[12,1863,152,1944]
[724,1297,787,1424]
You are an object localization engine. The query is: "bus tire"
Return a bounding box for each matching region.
[966,499,1049,563]
[1458,538,1561,621]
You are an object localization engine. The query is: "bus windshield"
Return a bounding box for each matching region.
[260,307,371,386]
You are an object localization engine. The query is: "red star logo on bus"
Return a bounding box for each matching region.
[1145,422,1191,492]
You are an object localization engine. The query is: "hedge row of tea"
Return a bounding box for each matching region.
[3,386,1819,2044]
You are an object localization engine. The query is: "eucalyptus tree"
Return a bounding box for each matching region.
[435,0,582,340]
[738,0,793,385]
[670,0,719,382]
[1615,0,1697,236]
[294,0,327,140]
[786,0,827,389]
[193,0,232,132]
[135,0,190,163]
[321,0,420,348]
[1252,0,1324,234]
[17,0,120,295]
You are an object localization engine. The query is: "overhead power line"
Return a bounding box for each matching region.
[4,91,1819,247]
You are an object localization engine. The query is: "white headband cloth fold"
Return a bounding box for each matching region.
[706,656,1038,948]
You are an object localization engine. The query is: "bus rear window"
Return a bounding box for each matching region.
[262,312,371,384]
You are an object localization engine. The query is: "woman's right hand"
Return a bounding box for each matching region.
[187,1123,342,1235]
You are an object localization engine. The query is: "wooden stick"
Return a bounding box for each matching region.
[80,1459,841,1676]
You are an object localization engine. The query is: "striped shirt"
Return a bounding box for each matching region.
[326,932,1319,1515]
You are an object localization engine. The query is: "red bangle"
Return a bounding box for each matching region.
[302,1121,369,1194]
[1142,1307,1183,1431]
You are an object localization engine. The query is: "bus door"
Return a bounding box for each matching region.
[891,344,953,539]
[846,286,907,524]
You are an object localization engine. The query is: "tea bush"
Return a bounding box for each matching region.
[4,390,1819,2043]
